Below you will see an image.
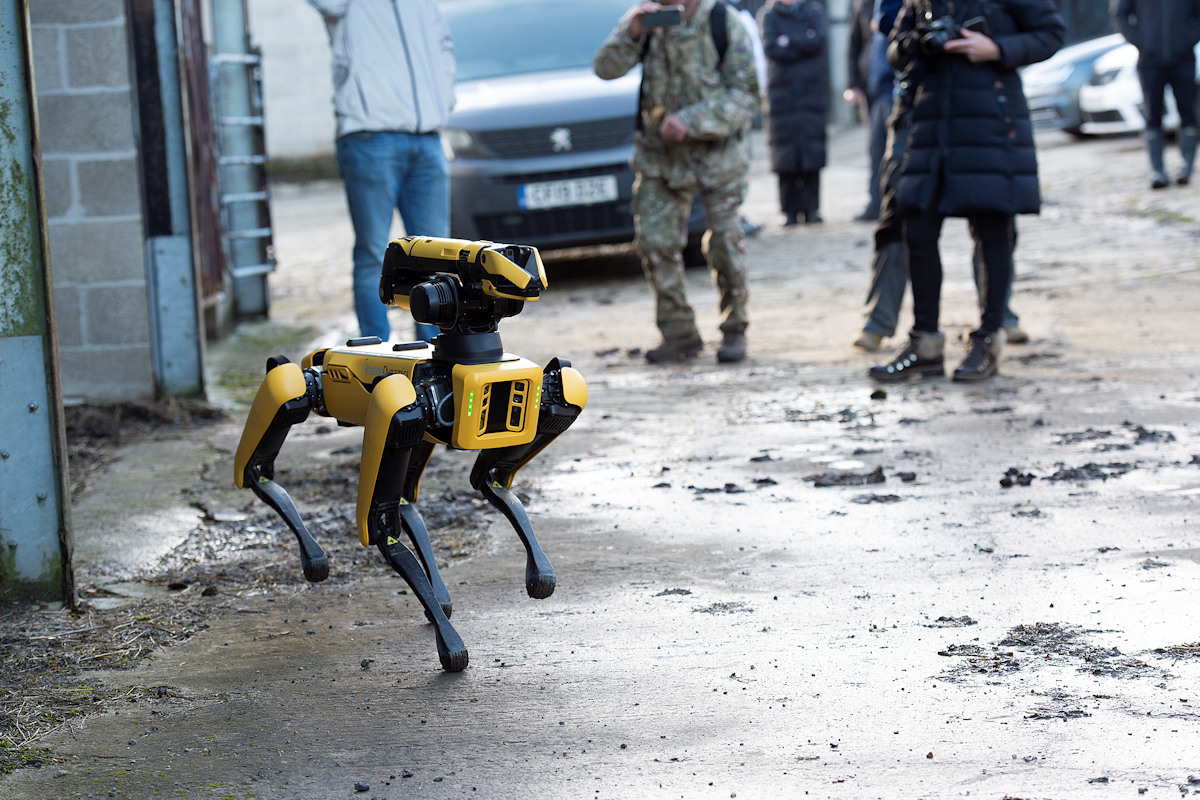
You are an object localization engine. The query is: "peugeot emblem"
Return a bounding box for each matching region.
[550,127,573,153]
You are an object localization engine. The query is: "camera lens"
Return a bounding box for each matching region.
[409,275,460,327]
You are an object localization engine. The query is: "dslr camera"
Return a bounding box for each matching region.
[918,16,961,55]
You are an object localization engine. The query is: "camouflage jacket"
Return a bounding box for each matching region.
[594,0,761,192]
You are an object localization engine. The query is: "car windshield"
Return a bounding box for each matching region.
[441,0,633,81]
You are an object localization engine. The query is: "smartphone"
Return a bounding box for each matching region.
[963,15,990,35]
[642,5,684,29]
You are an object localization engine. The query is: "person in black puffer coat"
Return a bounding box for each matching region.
[760,0,829,225]
[870,0,1063,384]
[1112,0,1200,188]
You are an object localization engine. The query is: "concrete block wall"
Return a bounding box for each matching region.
[30,0,155,403]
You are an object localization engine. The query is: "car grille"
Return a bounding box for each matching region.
[475,202,633,244]
[1082,109,1124,123]
[478,117,635,159]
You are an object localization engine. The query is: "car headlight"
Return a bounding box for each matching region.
[441,128,485,160]
[1022,63,1073,90]
[1089,68,1121,86]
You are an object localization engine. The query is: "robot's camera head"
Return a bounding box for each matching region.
[380,237,547,318]
[380,238,547,359]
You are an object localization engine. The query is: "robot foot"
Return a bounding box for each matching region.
[251,475,329,583]
[526,563,556,600]
[301,551,330,583]
[435,627,469,673]
[376,533,469,672]
[475,478,556,600]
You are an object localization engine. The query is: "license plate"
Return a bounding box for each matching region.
[517,175,618,210]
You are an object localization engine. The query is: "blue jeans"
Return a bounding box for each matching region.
[336,131,449,342]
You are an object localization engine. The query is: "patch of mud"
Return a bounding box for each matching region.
[785,406,877,428]
[1051,423,1175,454]
[1000,467,1036,487]
[1043,462,1136,483]
[807,466,885,487]
[936,643,1022,681]
[938,622,1161,684]
[850,493,902,504]
[924,615,977,628]
[1151,643,1200,660]
[693,601,754,615]
[1026,689,1093,720]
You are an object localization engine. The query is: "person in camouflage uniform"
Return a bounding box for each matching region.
[595,0,761,364]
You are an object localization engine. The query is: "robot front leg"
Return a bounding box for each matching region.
[233,357,329,583]
[469,358,588,600]
[358,375,467,672]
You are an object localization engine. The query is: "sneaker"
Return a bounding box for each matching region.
[869,330,945,382]
[952,330,1005,382]
[1002,324,1029,345]
[716,331,747,363]
[853,330,884,351]
[645,331,703,364]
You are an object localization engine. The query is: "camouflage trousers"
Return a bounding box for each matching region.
[632,174,749,341]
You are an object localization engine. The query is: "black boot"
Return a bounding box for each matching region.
[1145,130,1169,189]
[716,331,747,363]
[1178,127,1197,185]
[952,329,1005,382]
[645,330,703,364]
[869,329,945,382]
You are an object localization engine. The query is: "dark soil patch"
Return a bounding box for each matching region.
[807,466,885,487]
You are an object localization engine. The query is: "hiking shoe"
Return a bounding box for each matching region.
[952,329,1005,382]
[716,331,747,363]
[645,331,703,364]
[1002,324,1029,345]
[853,330,884,351]
[869,330,945,382]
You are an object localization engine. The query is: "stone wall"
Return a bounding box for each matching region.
[30,0,155,403]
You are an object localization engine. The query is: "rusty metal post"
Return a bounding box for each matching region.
[0,0,75,604]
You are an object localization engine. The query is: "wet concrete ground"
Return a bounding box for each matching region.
[5,127,1200,799]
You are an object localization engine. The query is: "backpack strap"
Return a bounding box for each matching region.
[710,0,729,68]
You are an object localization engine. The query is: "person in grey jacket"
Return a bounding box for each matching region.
[1111,0,1200,188]
[308,0,456,342]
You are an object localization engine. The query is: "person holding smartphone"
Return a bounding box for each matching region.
[869,0,1064,383]
[594,1,761,364]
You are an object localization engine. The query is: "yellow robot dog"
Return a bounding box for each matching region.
[232,237,587,672]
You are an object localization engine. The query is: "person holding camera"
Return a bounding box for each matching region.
[869,0,1063,383]
[594,1,761,364]
[1111,0,1200,189]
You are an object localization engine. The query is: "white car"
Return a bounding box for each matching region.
[1078,42,1200,135]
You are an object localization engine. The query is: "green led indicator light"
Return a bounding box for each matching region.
[467,390,474,417]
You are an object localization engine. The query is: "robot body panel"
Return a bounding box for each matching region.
[450,358,542,450]
[233,360,310,489]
